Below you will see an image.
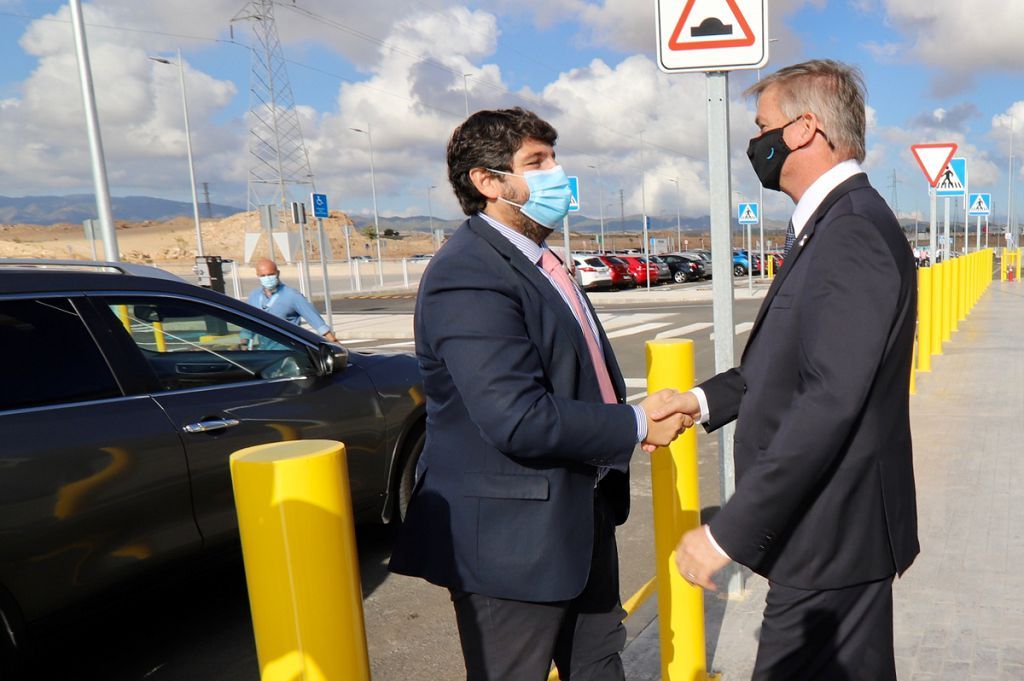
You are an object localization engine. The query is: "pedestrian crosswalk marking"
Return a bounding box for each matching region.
[606,322,674,339]
[655,322,714,339]
[709,321,754,340]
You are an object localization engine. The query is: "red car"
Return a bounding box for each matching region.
[597,255,637,289]
[616,255,660,286]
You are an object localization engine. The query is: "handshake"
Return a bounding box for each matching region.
[638,389,702,453]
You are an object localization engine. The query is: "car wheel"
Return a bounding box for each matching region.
[397,429,425,522]
[673,271,686,283]
[733,264,746,277]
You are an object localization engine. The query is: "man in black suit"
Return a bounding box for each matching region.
[653,60,919,680]
[389,108,689,681]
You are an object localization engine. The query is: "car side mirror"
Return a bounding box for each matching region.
[315,342,348,376]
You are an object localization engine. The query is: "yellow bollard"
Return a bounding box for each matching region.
[152,320,168,353]
[646,340,720,681]
[917,268,932,372]
[930,264,943,356]
[950,257,960,332]
[959,256,968,322]
[767,253,775,279]
[230,440,371,681]
[1000,249,1007,281]
[909,338,917,395]
[942,259,953,341]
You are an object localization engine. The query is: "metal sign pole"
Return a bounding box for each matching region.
[747,221,753,294]
[707,71,740,597]
[944,197,951,260]
[316,217,333,323]
[929,188,937,264]
[563,215,571,266]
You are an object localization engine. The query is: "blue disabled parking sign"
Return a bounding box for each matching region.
[311,193,329,218]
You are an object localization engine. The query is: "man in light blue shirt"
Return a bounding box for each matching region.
[242,258,337,349]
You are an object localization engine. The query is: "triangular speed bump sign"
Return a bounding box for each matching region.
[669,0,756,51]
[910,143,958,187]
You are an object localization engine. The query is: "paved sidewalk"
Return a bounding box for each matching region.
[623,280,1024,680]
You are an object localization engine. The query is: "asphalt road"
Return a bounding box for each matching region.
[28,287,765,681]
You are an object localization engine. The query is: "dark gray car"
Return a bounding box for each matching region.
[0,263,425,673]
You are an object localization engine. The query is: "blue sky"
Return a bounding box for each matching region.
[1,0,1023,224]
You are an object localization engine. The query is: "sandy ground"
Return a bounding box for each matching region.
[0,211,439,264]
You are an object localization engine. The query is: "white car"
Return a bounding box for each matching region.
[572,254,615,290]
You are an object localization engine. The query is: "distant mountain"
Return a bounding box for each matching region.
[348,213,792,235]
[0,195,243,225]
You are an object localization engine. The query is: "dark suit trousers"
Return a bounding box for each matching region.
[753,577,897,681]
[450,489,626,681]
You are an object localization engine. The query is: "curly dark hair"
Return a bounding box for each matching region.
[446,107,558,216]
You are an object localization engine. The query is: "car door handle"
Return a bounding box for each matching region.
[182,418,241,434]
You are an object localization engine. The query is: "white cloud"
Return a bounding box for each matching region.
[881,0,1024,90]
[0,3,240,199]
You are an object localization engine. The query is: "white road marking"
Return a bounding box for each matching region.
[371,341,416,348]
[710,321,754,340]
[606,322,673,339]
[655,322,713,339]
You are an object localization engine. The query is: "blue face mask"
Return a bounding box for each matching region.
[259,274,280,290]
[489,165,572,229]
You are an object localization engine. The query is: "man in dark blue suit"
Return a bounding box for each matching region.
[389,108,689,681]
[655,60,919,680]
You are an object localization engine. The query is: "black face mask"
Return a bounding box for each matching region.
[746,117,801,191]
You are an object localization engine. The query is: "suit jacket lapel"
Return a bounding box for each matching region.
[466,217,597,384]
[746,174,871,350]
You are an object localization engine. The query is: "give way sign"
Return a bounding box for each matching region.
[910,143,958,187]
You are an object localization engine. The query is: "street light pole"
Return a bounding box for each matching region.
[588,163,606,253]
[69,0,118,262]
[350,125,384,287]
[427,184,438,252]
[640,131,650,291]
[462,73,472,117]
[150,50,204,256]
[668,177,682,252]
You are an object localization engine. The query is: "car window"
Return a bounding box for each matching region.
[0,297,121,410]
[584,257,604,267]
[605,256,625,265]
[102,297,315,391]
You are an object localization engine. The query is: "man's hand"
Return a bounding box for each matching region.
[639,389,694,452]
[648,389,702,423]
[675,526,731,591]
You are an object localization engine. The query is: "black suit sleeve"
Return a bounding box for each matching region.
[419,258,638,469]
[699,367,745,432]
[708,216,901,567]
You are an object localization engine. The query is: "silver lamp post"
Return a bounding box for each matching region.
[150,49,204,256]
[69,0,118,261]
[667,177,682,252]
[588,163,606,253]
[427,184,438,251]
[350,125,384,287]
[461,73,472,116]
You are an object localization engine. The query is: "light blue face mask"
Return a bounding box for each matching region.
[259,274,280,290]
[488,165,572,229]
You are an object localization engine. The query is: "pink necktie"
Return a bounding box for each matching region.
[540,251,617,404]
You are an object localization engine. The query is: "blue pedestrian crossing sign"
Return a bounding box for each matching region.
[968,193,992,217]
[935,158,967,197]
[311,193,329,218]
[568,176,580,212]
[737,202,759,224]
